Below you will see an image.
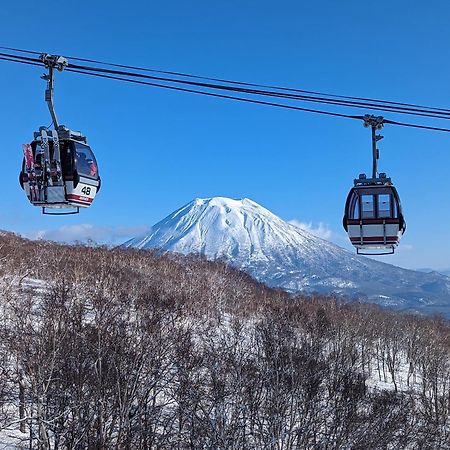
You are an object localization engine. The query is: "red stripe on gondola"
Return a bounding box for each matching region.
[67,194,93,204]
[346,219,400,225]
[350,236,399,243]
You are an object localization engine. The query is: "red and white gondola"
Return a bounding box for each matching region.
[343,173,405,254]
[343,115,406,255]
[18,53,100,214]
[20,126,100,214]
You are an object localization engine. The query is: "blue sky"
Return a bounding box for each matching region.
[1,0,450,270]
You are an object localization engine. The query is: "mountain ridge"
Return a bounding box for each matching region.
[124,196,450,317]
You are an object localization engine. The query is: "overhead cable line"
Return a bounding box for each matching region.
[4,50,450,121]
[0,46,41,55]
[2,49,450,133]
[0,55,42,68]
[66,60,450,115]
[65,62,450,120]
[3,48,450,120]
[383,118,450,133]
[66,67,365,120]
[66,67,450,133]
[0,52,40,64]
[0,53,364,120]
[3,45,450,115]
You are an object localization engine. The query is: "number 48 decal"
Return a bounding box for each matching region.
[81,186,91,196]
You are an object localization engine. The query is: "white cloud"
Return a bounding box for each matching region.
[24,224,151,244]
[288,220,332,240]
[396,243,413,252]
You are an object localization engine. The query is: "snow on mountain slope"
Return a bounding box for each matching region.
[124,197,450,316]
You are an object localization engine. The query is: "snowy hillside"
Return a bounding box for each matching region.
[2,232,449,448]
[124,197,450,316]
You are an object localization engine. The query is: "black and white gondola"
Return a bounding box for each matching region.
[343,115,406,255]
[19,54,100,214]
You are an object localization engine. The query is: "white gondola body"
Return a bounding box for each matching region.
[20,129,100,212]
[343,178,405,254]
[22,177,99,209]
[346,221,402,251]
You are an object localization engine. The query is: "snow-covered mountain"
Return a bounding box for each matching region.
[418,267,450,277]
[124,197,450,317]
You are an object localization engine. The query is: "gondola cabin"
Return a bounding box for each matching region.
[343,173,405,255]
[19,126,100,214]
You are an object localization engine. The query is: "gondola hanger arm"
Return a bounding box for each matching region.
[39,54,68,130]
[362,114,385,178]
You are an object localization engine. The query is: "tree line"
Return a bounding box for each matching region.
[0,232,449,449]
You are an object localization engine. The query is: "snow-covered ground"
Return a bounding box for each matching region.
[0,427,27,450]
[0,264,448,448]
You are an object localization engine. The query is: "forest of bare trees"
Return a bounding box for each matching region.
[0,232,449,449]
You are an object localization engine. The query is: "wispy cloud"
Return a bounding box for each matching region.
[288,220,332,240]
[396,243,413,252]
[24,224,151,245]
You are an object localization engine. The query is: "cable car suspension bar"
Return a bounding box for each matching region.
[40,54,68,129]
[363,115,384,178]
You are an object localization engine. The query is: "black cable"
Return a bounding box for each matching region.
[0,46,41,55]
[59,53,450,115]
[0,52,41,64]
[0,56,41,68]
[66,67,364,121]
[3,48,450,121]
[66,62,450,121]
[3,45,450,115]
[2,49,450,133]
[384,119,450,133]
[65,68,450,133]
